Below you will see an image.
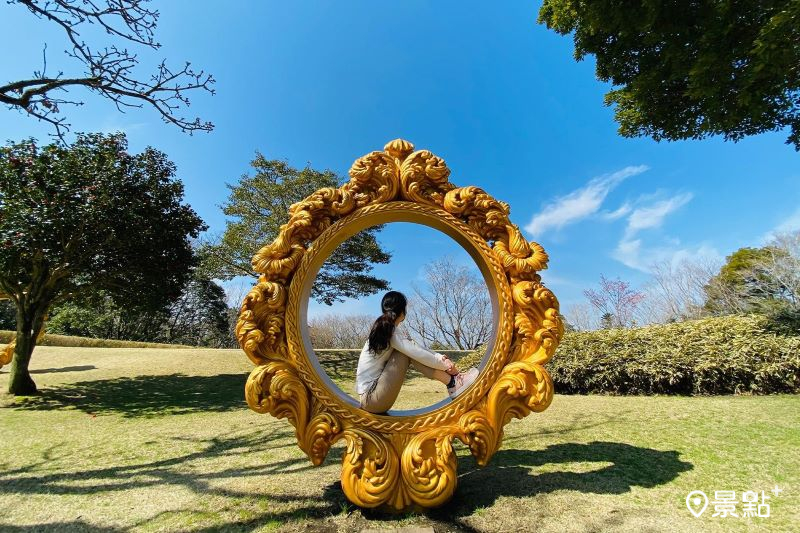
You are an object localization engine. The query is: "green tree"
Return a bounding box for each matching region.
[704,246,791,315]
[161,275,233,347]
[538,0,800,149]
[0,133,206,394]
[199,154,391,306]
[48,272,234,347]
[46,294,166,341]
[0,299,14,330]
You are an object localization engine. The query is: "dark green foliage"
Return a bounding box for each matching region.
[0,133,205,310]
[47,275,234,348]
[0,132,206,393]
[0,300,14,330]
[161,276,232,348]
[765,307,800,335]
[47,293,166,342]
[198,154,391,305]
[538,0,800,149]
[704,246,792,315]
[547,315,800,395]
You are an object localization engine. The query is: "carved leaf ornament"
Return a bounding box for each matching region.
[238,139,563,512]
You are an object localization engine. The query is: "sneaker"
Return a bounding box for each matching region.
[448,367,479,399]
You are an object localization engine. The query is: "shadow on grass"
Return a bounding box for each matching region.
[431,441,693,522]
[30,365,96,374]
[12,373,248,417]
[0,429,313,497]
[0,428,357,532]
[0,432,691,532]
[344,441,692,529]
[0,521,124,532]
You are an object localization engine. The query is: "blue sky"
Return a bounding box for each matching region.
[2,1,798,321]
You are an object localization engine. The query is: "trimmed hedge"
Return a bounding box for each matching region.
[453,348,484,370]
[548,315,799,395]
[0,330,192,349]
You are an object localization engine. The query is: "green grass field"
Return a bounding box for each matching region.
[0,347,798,532]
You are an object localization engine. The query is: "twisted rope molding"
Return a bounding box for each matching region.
[285,201,514,432]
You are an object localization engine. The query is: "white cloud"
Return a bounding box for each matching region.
[613,240,721,272]
[624,193,693,238]
[613,238,644,270]
[775,208,800,233]
[761,207,800,243]
[612,191,712,272]
[601,202,632,220]
[524,165,649,236]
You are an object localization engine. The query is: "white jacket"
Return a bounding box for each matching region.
[355,330,449,395]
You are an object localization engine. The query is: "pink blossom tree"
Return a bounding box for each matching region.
[583,275,646,328]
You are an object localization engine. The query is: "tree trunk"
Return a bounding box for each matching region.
[8,306,46,395]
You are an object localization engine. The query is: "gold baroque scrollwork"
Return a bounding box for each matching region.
[239,139,562,512]
[399,150,453,206]
[401,427,460,508]
[0,343,12,368]
[339,428,400,508]
[0,308,47,370]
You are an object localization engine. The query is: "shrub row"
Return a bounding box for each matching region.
[547,314,799,395]
[0,330,192,349]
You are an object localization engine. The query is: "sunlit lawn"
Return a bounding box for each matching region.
[0,346,797,532]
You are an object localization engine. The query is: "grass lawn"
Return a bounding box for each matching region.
[0,347,797,532]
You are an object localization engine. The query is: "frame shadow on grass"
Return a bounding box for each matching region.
[348,441,692,527]
[432,441,693,520]
[0,434,693,531]
[10,373,249,417]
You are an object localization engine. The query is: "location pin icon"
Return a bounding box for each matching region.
[686,490,708,517]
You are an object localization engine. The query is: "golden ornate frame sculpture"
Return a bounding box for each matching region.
[238,139,563,512]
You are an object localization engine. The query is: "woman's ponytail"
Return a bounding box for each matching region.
[368,291,407,354]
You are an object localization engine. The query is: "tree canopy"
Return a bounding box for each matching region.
[2,0,214,140]
[198,154,391,306]
[0,132,206,393]
[48,272,233,348]
[0,300,14,330]
[704,234,800,325]
[538,0,800,149]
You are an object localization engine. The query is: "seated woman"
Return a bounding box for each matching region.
[356,290,479,414]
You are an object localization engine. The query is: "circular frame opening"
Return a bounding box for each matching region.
[286,201,513,422]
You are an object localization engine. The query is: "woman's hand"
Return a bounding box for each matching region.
[443,357,459,376]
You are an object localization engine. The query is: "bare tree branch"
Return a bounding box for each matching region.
[584,274,645,328]
[3,0,214,141]
[406,256,493,350]
[635,257,720,324]
[308,314,373,349]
